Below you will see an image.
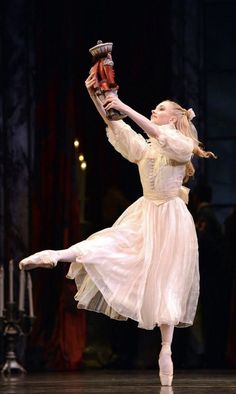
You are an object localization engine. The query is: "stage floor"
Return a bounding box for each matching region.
[0,370,236,393]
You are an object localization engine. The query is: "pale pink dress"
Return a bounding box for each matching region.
[67,120,199,330]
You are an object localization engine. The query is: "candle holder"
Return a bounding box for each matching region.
[0,263,35,375]
[0,306,35,374]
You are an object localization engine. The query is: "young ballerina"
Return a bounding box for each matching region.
[19,72,216,386]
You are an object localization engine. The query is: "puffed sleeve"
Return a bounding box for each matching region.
[106,120,147,163]
[157,125,194,162]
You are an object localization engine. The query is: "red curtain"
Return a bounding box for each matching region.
[28,2,86,370]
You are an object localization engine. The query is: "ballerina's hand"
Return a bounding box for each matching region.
[103,95,127,113]
[85,72,97,93]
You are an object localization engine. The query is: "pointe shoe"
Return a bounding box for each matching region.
[19,250,58,270]
[160,387,173,394]
[158,344,173,386]
[159,372,173,387]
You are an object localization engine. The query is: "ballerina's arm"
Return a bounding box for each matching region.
[103,95,161,138]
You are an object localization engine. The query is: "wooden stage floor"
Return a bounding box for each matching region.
[1,370,236,393]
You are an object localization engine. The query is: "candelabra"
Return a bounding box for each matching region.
[0,262,35,375]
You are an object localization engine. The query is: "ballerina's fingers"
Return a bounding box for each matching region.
[85,79,95,89]
[85,73,96,88]
[86,79,96,89]
[104,102,113,111]
[103,97,117,110]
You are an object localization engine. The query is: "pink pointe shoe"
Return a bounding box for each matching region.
[19,250,58,270]
[158,343,173,386]
[160,387,173,394]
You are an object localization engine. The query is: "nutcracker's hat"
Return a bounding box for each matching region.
[89,40,113,58]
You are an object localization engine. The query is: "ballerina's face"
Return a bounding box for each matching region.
[150,101,174,126]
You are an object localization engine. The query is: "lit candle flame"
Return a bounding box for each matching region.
[74,139,79,148]
[81,161,87,170]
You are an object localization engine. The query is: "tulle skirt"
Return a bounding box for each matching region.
[67,196,199,330]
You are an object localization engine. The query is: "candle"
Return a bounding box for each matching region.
[0,265,4,317]
[27,273,34,317]
[79,160,87,223]
[9,259,14,303]
[19,270,26,311]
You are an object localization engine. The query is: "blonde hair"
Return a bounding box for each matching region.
[167,100,217,182]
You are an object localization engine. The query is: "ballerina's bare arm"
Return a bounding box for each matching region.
[103,95,161,138]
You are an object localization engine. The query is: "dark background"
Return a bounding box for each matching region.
[0,0,236,371]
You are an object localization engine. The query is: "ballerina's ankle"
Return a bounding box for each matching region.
[160,342,172,354]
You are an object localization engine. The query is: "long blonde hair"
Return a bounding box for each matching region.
[167,100,217,182]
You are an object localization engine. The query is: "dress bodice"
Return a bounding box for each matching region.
[138,138,187,203]
[106,120,194,204]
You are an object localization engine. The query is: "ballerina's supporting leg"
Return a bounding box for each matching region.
[159,324,174,386]
[19,244,80,270]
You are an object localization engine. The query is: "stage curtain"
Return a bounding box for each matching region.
[27,1,86,371]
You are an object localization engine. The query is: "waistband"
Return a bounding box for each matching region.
[143,186,190,206]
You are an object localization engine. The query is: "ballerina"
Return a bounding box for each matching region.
[19,71,216,385]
